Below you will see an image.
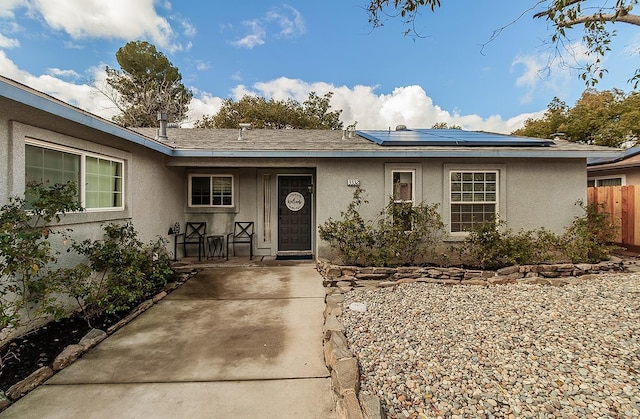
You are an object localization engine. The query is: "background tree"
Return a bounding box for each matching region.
[512,89,639,147]
[194,91,343,129]
[432,122,462,129]
[366,0,640,88]
[512,97,569,139]
[105,41,193,127]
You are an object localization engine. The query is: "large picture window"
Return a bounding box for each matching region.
[25,143,124,211]
[450,171,497,233]
[189,175,234,207]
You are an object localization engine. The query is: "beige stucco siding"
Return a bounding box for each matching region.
[314,157,587,258]
[2,120,184,263]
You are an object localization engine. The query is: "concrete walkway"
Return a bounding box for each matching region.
[1,262,335,418]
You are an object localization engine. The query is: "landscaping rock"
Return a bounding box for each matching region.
[0,392,11,411]
[79,328,107,350]
[359,393,386,419]
[53,344,85,370]
[331,357,359,396]
[6,367,53,400]
[337,389,365,419]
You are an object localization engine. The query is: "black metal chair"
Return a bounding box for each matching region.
[175,222,206,261]
[227,222,254,260]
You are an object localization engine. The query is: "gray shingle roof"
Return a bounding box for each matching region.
[130,127,621,159]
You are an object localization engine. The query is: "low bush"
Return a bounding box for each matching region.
[321,189,619,269]
[0,181,82,340]
[373,198,445,266]
[59,222,175,325]
[319,187,446,266]
[318,187,375,266]
[455,219,563,270]
[457,201,619,269]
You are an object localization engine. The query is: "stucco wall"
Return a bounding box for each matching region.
[315,157,587,259]
[2,120,184,265]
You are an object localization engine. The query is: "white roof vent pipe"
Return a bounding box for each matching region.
[238,122,251,141]
[157,112,168,141]
[342,121,358,139]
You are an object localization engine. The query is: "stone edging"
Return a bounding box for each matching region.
[317,257,626,288]
[0,265,200,412]
[318,257,630,419]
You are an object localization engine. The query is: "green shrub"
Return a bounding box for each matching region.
[456,218,563,270]
[562,201,620,263]
[457,201,619,269]
[65,222,175,322]
[318,187,375,265]
[373,198,445,266]
[0,181,82,336]
[319,187,446,266]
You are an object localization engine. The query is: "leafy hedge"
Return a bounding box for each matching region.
[0,182,176,344]
[320,188,619,269]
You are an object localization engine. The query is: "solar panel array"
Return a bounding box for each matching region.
[357,129,554,147]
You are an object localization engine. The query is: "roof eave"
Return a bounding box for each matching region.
[0,77,173,156]
[170,149,621,159]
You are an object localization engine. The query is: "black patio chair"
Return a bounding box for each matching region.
[227,221,254,260]
[175,222,206,261]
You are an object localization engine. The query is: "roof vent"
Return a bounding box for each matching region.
[395,124,408,131]
[342,121,358,140]
[157,112,168,141]
[238,123,251,141]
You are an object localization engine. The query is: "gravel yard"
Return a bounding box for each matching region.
[340,272,640,418]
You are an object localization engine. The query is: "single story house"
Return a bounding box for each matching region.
[1,75,620,263]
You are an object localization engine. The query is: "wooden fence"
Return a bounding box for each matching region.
[587,185,640,247]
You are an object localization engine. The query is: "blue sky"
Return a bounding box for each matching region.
[0,0,638,132]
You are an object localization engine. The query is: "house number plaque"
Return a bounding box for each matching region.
[285,192,305,211]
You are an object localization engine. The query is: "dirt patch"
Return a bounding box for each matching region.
[0,312,124,391]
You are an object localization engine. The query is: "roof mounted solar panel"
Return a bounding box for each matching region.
[356,129,554,147]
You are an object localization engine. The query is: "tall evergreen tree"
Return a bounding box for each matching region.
[105,41,193,127]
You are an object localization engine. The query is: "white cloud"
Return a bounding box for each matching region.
[26,0,186,52]
[195,61,209,71]
[194,77,534,134]
[231,20,265,49]
[511,41,594,105]
[266,5,306,38]
[0,51,118,120]
[231,6,305,49]
[0,53,534,134]
[182,93,224,127]
[0,33,19,48]
[46,67,80,79]
[0,0,26,18]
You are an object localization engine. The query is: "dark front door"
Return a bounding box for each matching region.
[278,175,312,252]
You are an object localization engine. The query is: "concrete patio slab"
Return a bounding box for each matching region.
[0,263,335,418]
[0,379,334,419]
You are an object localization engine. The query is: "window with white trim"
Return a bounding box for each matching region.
[392,170,415,230]
[450,171,497,233]
[392,170,415,203]
[25,143,124,211]
[189,175,234,207]
[587,176,624,187]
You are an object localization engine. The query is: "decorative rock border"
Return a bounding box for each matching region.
[0,265,200,412]
[318,256,630,419]
[317,257,625,288]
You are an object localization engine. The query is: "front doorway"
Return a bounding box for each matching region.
[278,175,312,254]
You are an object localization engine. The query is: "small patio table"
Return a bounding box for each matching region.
[206,235,225,259]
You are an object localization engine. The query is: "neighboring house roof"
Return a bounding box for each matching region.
[0,74,622,160]
[587,147,640,172]
[588,147,640,167]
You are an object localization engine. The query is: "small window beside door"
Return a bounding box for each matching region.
[189,175,234,207]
